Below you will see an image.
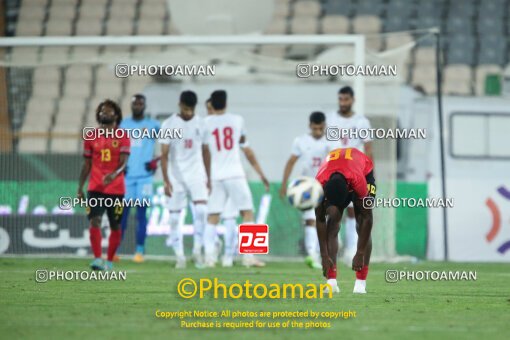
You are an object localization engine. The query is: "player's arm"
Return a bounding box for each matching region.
[103,153,129,185]
[279,155,298,198]
[77,157,91,199]
[364,141,373,161]
[241,140,270,191]
[145,122,162,173]
[160,143,172,197]
[202,144,211,192]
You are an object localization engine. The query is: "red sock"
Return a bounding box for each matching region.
[356,265,369,280]
[107,229,122,261]
[89,226,102,258]
[327,265,337,279]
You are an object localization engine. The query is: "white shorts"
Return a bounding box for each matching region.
[166,179,208,211]
[302,208,315,221]
[222,199,239,219]
[208,178,253,214]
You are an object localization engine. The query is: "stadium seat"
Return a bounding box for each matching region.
[45,20,73,36]
[264,18,287,34]
[355,0,385,16]
[139,1,167,20]
[478,0,506,18]
[477,17,505,35]
[106,19,134,36]
[273,1,291,18]
[32,81,60,98]
[475,64,503,95]
[125,77,151,97]
[78,4,106,19]
[412,65,437,94]
[63,81,91,99]
[445,17,474,34]
[415,0,444,17]
[293,0,322,18]
[290,17,318,34]
[286,44,317,60]
[95,80,124,100]
[16,21,43,36]
[70,46,101,62]
[321,15,349,34]
[9,47,39,64]
[446,34,475,65]
[386,33,414,50]
[136,18,165,35]
[384,15,410,32]
[65,65,93,83]
[386,0,414,17]
[49,125,80,154]
[323,0,354,16]
[39,47,70,64]
[447,1,476,18]
[414,16,441,30]
[33,67,61,83]
[109,3,136,21]
[47,4,76,20]
[17,4,46,22]
[414,47,436,65]
[25,97,55,119]
[55,98,86,120]
[352,16,381,34]
[257,46,288,58]
[443,65,472,95]
[75,17,103,35]
[18,137,49,153]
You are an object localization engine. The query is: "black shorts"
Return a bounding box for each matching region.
[327,171,377,210]
[86,191,124,224]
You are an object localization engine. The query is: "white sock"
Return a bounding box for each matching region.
[327,278,338,287]
[345,217,358,250]
[223,217,237,257]
[242,221,255,261]
[304,225,317,257]
[192,204,207,256]
[168,212,184,257]
[204,223,217,257]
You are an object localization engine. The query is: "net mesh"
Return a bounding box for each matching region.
[0,32,430,259]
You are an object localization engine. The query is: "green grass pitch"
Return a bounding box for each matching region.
[1,258,509,339]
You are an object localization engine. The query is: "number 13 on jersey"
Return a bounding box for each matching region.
[327,148,353,161]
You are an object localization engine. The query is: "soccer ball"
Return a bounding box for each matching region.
[286,176,324,211]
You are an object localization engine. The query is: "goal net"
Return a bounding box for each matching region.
[0,32,425,261]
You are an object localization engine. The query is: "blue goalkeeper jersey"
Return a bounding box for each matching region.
[120,116,160,178]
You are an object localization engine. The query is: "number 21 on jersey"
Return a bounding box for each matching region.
[327,148,352,161]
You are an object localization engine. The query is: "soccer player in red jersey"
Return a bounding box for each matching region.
[78,99,130,271]
[315,147,376,294]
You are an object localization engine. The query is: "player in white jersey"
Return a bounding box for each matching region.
[205,98,239,267]
[204,90,270,268]
[326,86,374,266]
[280,112,330,269]
[159,91,211,269]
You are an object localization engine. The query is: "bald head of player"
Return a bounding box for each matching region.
[179,90,197,121]
[309,111,326,139]
[338,86,354,116]
[210,90,227,113]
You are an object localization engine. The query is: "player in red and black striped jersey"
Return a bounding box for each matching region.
[78,99,130,271]
[315,147,376,294]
